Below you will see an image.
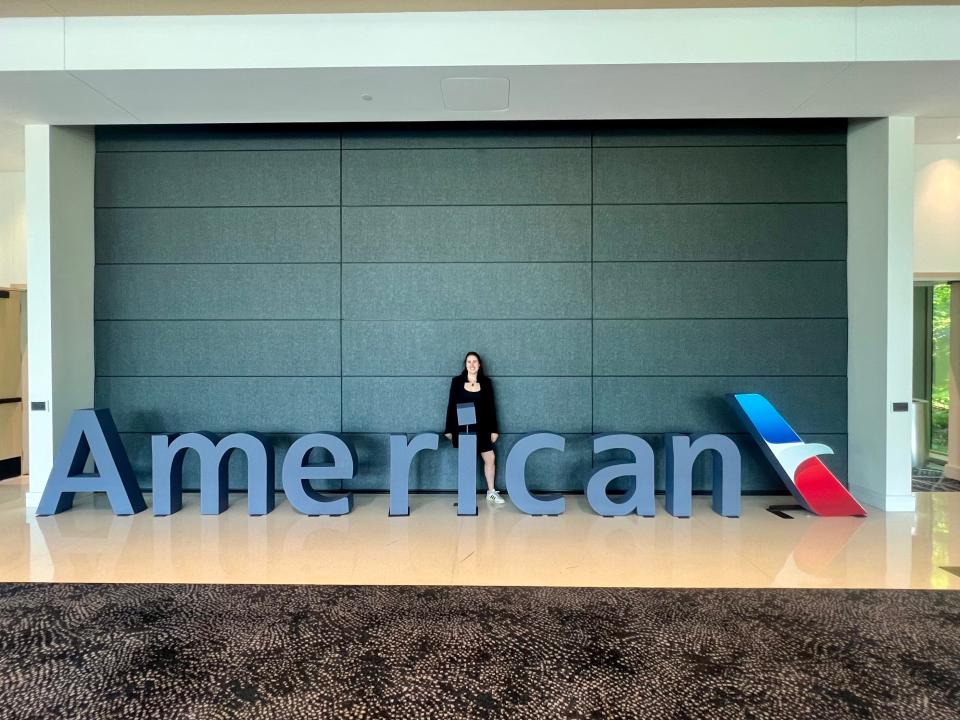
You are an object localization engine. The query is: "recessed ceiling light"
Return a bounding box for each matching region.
[361,94,373,102]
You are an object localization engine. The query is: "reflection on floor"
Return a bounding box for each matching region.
[1,476,958,590]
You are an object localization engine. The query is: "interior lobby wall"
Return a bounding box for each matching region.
[915,144,960,278]
[91,121,849,494]
[0,172,26,289]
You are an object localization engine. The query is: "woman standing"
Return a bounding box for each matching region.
[444,351,504,504]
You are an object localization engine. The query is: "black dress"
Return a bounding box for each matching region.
[444,376,499,454]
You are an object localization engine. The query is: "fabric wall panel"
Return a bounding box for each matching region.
[593,204,846,262]
[342,148,590,205]
[342,377,591,434]
[342,377,449,433]
[592,120,846,147]
[342,263,590,320]
[593,146,846,204]
[346,433,594,493]
[593,261,846,319]
[96,125,340,151]
[342,206,590,263]
[119,433,342,492]
[593,319,847,377]
[97,377,341,434]
[342,320,591,376]
[92,121,849,495]
[95,150,340,207]
[96,320,340,377]
[117,430,841,494]
[95,264,340,320]
[593,376,847,435]
[96,207,341,264]
[342,126,590,149]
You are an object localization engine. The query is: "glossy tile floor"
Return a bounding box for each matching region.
[1,475,958,589]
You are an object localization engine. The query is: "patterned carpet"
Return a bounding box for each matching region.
[0,584,958,719]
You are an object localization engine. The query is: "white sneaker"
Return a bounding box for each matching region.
[486,489,505,505]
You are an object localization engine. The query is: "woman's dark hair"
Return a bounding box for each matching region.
[458,351,486,381]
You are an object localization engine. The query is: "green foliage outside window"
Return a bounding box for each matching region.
[931,284,951,455]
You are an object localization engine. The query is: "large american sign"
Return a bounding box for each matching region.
[36,395,866,518]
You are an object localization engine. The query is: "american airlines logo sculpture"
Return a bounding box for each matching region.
[731,393,867,517]
[36,395,865,519]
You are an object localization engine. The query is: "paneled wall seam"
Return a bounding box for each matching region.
[340,130,344,437]
[93,121,848,493]
[590,128,595,435]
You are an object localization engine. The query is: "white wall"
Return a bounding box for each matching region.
[847,117,916,512]
[25,125,95,507]
[0,172,26,289]
[915,144,960,278]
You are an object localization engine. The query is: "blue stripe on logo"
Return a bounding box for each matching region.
[733,393,801,445]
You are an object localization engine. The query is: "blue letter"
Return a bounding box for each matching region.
[586,434,656,517]
[505,433,565,516]
[281,433,356,516]
[36,408,146,516]
[666,434,741,518]
[151,432,275,516]
[388,433,439,516]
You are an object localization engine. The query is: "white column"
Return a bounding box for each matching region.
[24,125,95,508]
[945,283,960,480]
[847,117,916,511]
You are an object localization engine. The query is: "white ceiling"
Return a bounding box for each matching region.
[2,7,960,170]
[0,1,940,18]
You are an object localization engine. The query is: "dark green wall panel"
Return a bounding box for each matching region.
[119,432,339,492]
[342,377,591,434]
[97,125,340,151]
[343,320,591,376]
[116,430,845,495]
[96,320,340,377]
[592,120,846,147]
[342,206,590,262]
[94,122,849,494]
[593,262,846,319]
[594,319,847,376]
[593,146,846,204]
[347,433,594,493]
[342,148,590,205]
[96,207,340,264]
[593,376,846,434]
[593,204,846,261]
[95,150,340,207]
[95,264,340,320]
[343,263,591,320]
[342,126,590,149]
[97,377,341,433]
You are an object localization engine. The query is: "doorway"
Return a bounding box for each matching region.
[0,287,25,480]
[913,283,956,491]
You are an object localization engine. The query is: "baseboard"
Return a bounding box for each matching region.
[0,457,21,480]
[850,484,916,512]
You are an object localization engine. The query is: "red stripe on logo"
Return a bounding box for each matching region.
[794,457,867,517]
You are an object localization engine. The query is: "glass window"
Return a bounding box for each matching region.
[931,283,951,456]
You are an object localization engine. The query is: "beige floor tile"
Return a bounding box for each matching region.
[3,476,959,589]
